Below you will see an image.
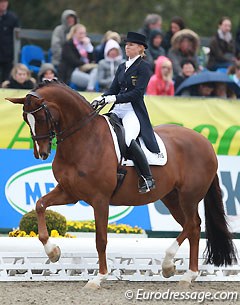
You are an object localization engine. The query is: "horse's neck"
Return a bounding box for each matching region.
[58,96,90,126]
[56,114,108,162]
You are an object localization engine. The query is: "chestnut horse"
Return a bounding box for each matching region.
[6,81,236,288]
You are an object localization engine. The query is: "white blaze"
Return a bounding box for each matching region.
[27,113,40,157]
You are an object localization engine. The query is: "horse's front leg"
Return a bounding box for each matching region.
[84,200,109,289]
[36,184,76,262]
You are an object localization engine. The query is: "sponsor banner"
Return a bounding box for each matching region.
[148,155,240,233]
[0,149,151,230]
[0,149,239,233]
[1,90,240,155]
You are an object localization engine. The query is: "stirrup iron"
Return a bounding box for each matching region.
[138,175,156,194]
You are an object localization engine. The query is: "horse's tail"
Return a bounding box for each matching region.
[204,174,237,266]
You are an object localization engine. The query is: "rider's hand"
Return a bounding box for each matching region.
[104,95,116,104]
[91,95,104,109]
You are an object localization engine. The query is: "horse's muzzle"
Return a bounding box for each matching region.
[39,152,49,160]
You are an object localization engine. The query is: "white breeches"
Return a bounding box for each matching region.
[111,103,140,147]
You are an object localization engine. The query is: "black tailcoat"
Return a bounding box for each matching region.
[105,56,160,153]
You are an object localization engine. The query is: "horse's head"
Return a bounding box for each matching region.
[6,91,59,160]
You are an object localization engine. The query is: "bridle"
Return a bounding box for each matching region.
[23,90,103,153]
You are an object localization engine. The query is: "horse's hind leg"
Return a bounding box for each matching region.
[161,190,201,287]
[36,184,77,262]
[177,192,201,287]
[161,191,186,278]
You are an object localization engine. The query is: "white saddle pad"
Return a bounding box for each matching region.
[104,115,167,166]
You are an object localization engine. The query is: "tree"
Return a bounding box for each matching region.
[9,0,240,37]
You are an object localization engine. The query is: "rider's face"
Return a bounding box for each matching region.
[125,42,142,59]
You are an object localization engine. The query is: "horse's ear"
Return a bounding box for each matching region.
[5,97,26,104]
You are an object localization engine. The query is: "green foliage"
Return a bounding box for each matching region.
[19,210,67,236]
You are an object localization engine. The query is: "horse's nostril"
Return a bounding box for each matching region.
[40,152,48,160]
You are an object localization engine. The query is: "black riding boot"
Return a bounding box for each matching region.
[128,140,155,193]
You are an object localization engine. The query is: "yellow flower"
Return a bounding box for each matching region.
[50,229,60,237]
[29,231,37,237]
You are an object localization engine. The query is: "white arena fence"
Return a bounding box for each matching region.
[0,237,239,282]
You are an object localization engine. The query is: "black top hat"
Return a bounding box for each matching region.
[124,31,148,49]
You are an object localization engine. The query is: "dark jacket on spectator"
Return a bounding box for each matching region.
[5,77,35,89]
[145,29,165,71]
[207,32,235,70]
[58,39,94,84]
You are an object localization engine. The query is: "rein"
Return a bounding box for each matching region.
[24,91,104,146]
[56,104,104,144]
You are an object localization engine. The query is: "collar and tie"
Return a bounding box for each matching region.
[125,55,141,71]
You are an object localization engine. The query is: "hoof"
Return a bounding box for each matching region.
[178,280,191,289]
[162,265,176,278]
[83,281,101,290]
[48,246,61,263]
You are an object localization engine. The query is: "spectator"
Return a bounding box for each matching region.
[38,63,58,83]
[162,16,185,53]
[0,0,19,83]
[145,29,165,72]
[58,23,96,90]
[235,23,240,59]
[94,30,121,63]
[174,59,196,90]
[97,39,124,92]
[138,14,162,42]
[146,56,174,96]
[1,63,35,89]
[51,9,78,69]
[168,29,200,79]
[207,17,236,71]
[180,82,215,97]
[213,82,236,99]
[228,62,240,87]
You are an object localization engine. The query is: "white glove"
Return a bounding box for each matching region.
[104,95,116,104]
[92,95,104,102]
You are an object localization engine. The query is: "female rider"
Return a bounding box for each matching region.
[92,31,160,193]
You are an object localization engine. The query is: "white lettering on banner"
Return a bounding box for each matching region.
[148,155,240,233]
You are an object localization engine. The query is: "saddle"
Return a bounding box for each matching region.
[104,112,128,160]
[104,113,167,195]
[105,112,128,195]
